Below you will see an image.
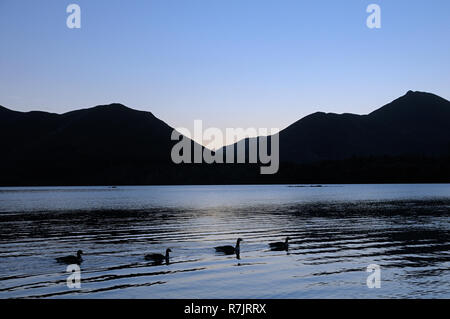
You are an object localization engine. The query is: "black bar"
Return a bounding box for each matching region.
[1,299,447,318]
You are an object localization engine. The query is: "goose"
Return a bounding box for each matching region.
[56,250,83,264]
[215,238,243,255]
[145,248,172,264]
[269,237,290,251]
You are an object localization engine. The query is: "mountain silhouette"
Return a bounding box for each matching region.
[0,103,203,185]
[0,91,449,185]
[0,103,176,162]
[279,91,450,163]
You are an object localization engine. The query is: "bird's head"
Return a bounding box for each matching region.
[166,248,172,254]
[77,250,83,256]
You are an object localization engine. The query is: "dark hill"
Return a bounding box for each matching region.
[0,104,201,185]
[1,91,449,185]
[1,103,175,163]
[279,91,450,163]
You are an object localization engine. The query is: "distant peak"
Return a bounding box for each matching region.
[96,103,129,109]
[87,103,156,118]
[89,103,137,113]
[404,90,424,98]
[369,90,449,118]
[403,90,436,98]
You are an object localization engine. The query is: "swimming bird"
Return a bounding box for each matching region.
[215,238,243,255]
[269,237,290,251]
[56,250,83,264]
[145,248,172,265]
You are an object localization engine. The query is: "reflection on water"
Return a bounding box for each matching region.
[0,185,449,298]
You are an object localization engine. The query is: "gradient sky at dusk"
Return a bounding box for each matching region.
[0,0,449,147]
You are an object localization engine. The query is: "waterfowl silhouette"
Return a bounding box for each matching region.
[215,238,243,255]
[56,250,83,264]
[145,248,172,265]
[269,237,290,251]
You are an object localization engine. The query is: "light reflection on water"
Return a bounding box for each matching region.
[0,184,449,298]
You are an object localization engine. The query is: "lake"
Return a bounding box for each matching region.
[0,184,449,298]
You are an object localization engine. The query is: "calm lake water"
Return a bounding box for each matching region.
[0,184,449,298]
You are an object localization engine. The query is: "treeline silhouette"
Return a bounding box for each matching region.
[1,156,449,186]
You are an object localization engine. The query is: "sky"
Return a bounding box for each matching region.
[0,0,449,148]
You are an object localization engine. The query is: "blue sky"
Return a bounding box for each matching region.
[0,0,449,146]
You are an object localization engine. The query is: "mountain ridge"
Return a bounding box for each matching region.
[278,91,450,164]
[1,91,449,185]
